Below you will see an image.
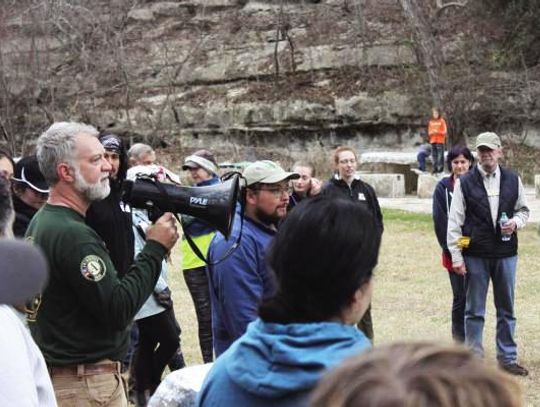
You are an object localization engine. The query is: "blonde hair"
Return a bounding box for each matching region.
[311,342,522,407]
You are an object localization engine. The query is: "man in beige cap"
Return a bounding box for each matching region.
[447,132,529,376]
[207,160,299,356]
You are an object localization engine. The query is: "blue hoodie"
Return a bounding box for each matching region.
[197,318,371,407]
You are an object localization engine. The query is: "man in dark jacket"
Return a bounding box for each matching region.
[11,156,49,237]
[447,132,529,376]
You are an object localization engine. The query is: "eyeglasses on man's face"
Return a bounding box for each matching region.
[252,183,290,196]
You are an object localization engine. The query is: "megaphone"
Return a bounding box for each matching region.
[122,174,240,239]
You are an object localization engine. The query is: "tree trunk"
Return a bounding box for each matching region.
[398,0,445,108]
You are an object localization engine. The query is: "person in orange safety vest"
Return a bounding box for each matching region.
[428,107,448,174]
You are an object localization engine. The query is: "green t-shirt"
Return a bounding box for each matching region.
[25,204,167,366]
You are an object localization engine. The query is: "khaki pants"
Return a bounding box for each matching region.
[50,361,128,407]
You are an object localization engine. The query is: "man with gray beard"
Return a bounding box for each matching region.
[25,122,179,407]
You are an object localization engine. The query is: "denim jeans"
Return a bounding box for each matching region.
[417,151,430,172]
[448,271,465,342]
[431,143,445,173]
[463,255,518,364]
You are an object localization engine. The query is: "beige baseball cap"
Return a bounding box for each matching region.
[243,160,299,186]
[475,132,501,150]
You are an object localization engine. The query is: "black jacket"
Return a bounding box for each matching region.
[86,185,135,278]
[321,175,384,235]
[460,166,519,258]
[13,194,38,238]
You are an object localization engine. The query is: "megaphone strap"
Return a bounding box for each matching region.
[181,172,245,266]
[181,202,244,267]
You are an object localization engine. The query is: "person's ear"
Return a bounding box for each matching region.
[57,162,75,183]
[245,188,258,205]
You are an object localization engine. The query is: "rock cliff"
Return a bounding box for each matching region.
[1,0,539,175]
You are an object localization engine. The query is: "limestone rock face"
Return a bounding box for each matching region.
[2,0,540,172]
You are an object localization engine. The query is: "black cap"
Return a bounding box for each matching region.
[0,240,48,305]
[12,155,49,193]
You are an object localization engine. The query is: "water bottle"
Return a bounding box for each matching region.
[499,212,511,242]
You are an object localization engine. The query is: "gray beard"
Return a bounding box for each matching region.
[73,167,110,201]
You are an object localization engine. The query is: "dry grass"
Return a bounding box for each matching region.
[169,209,540,405]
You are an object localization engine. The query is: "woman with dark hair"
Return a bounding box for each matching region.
[432,144,474,342]
[181,149,220,363]
[197,196,381,407]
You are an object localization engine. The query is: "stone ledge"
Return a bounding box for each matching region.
[416,173,439,199]
[360,173,405,198]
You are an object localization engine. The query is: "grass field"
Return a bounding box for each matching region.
[169,209,540,405]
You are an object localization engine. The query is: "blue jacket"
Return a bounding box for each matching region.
[197,318,371,407]
[207,211,277,356]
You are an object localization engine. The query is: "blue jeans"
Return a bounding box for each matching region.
[417,151,430,172]
[431,143,444,173]
[463,255,518,364]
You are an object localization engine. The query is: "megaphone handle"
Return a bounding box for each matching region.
[148,206,164,223]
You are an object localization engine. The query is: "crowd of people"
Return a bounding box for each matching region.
[0,117,531,407]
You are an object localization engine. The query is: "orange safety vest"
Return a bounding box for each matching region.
[428,117,447,144]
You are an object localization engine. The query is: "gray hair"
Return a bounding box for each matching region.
[0,177,14,238]
[37,122,99,186]
[128,143,154,161]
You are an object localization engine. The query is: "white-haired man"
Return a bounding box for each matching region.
[447,132,529,376]
[26,122,179,406]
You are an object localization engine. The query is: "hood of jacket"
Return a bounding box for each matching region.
[225,318,370,398]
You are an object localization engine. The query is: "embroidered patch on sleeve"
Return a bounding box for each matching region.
[80,255,107,282]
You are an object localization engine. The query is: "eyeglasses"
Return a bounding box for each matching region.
[338,158,356,165]
[252,184,290,196]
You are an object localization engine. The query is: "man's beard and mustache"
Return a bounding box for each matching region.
[73,166,110,201]
[254,206,284,227]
